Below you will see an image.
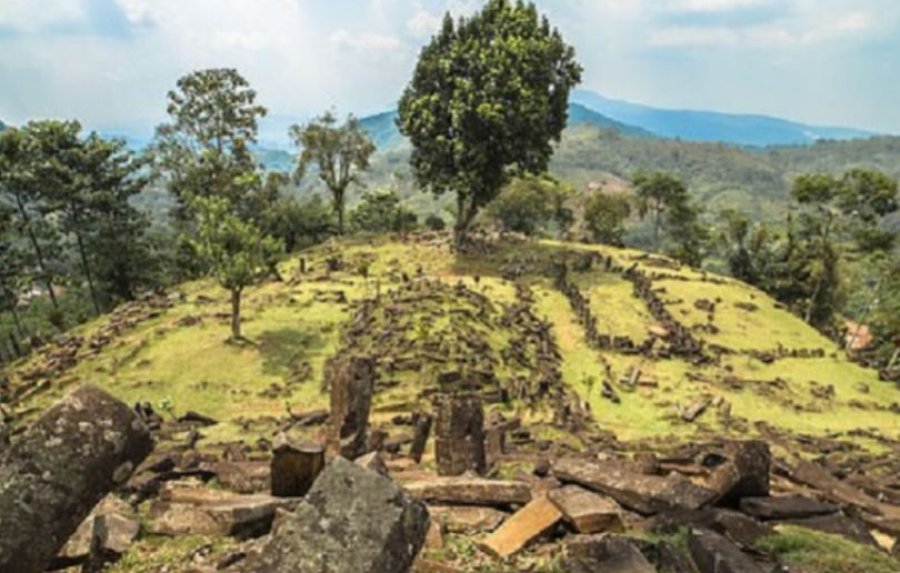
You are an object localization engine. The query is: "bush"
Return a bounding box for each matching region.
[349,190,418,234]
[424,214,446,231]
[584,192,631,246]
[486,175,572,236]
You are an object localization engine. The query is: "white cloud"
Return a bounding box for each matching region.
[330,30,403,52]
[0,0,85,30]
[406,6,442,38]
[664,0,773,12]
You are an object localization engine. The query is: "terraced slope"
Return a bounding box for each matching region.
[4,235,896,455]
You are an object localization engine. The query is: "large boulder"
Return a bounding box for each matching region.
[241,457,430,573]
[0,385,152,573]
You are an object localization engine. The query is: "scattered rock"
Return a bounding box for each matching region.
[548,485,624,534]
[427,505,508,533]
[739,495,839,520]
[403,476,532,507]
[270,437,325,497]
[241,457,429,573]
[563,535,658,573]
[553,458,716,515]
[149,494,298,538]
[687,528,766,573]
[480,495,563,558]
[780,512,879,547]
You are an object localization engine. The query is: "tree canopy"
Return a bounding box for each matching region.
[398,0,582,243]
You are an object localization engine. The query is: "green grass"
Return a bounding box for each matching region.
[6,236,898,449]
[755,525,900,573]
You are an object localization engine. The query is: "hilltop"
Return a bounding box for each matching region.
[3,234,898,571]
[8,235,894,448]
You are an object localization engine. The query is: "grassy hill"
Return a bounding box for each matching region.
[5,235,896,453]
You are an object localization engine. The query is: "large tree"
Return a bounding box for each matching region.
[0,126,62,311]
[290,112,375,235]
[397,0,582,243]
[151,68,267,221]
[633,172,688,251]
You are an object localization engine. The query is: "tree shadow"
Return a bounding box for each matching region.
[257,328,328,378]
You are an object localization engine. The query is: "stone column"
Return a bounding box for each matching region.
[434,393,485,476]
[0,385,152,573]
[328,355,375,459]
[271,436,326,497]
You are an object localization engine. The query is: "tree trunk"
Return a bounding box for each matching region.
[75,231,102,316]
[230,288,242,341]
[334,188,345,235]
[10,306,26,340]
[14,194,59,311]
[653,203,661,252]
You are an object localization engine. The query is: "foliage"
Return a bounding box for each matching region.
[150,68,267,221]
[290,112,375,234]
[632,172,708,266]
[424,214,447,231]
[191,196,281,340]
[349,189,417,234]
[397,0,582,242]
[485,175,572,236]
[584,192,631,246]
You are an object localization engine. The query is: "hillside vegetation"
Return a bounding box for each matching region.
[7,235,896,453]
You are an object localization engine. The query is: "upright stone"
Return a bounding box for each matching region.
[708,441,770,505]
[270,436,325,497]
[409,412,433,463]
[434,393,485,476]
[328,355,375,459]
[0,385,152,573]
[242,458,430,573]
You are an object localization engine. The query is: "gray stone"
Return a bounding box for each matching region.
[688,528,766,573]
[564,535,658,573]
[329,355,376,459]
[708,441,770,505]
[434,393,485,476]
[739,495,839,520]
[242,457,430,573]
[0,385,152,573]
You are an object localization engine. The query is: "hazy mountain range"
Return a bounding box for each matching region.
[3,89,881,152]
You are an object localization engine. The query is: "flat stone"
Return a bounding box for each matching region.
[404,476,532,507]
[563,535,658,573]
[687,528,766,573]
[149,494,298,538]
[241,457,429,573]
[791,461,888,516]
[480,495,562,558]
[212,461,271,494]
[553,458,716,515]
[427,505,508,533]
[739,495,839,520]
[549,485,624,534]
[780,512,878,547]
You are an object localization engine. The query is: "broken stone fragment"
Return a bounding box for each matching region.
[708,440,770,505]
[0,385,152,573]
[355,450,390,477]
[149,493,299,538]
[241,457,429,573]
[739,494,839,520]
[403,476,532,507]
[553,457,716,515]
[427,505,508,533]
[548,485,625,534]
[480,495,563,558]
[270,436,324,497]
[687,528,766,573]
[563,535,658,573]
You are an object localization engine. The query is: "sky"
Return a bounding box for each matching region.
[1,0,899,138]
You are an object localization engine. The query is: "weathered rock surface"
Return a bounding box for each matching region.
[434,393,486,476]
[355,450,390,477]
[549,485,624,534]
[739,495,839,520]
[0,385,152,573]
[553,458,716,515]
[150,492,298,538]
[329,355,376,459]
[403,476,532,506]
[241,457,429,573]
[480,495,562,558]
[688,528,766,573]
[427,505,508,533]
[708,441,770,505]
[563,535,658,573]
[270,437,324,497]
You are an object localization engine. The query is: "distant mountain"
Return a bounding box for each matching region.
[0,119,6,131]
[571,90,876,147]
[356,103,652,151]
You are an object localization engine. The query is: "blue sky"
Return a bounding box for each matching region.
[1,0,899,135]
